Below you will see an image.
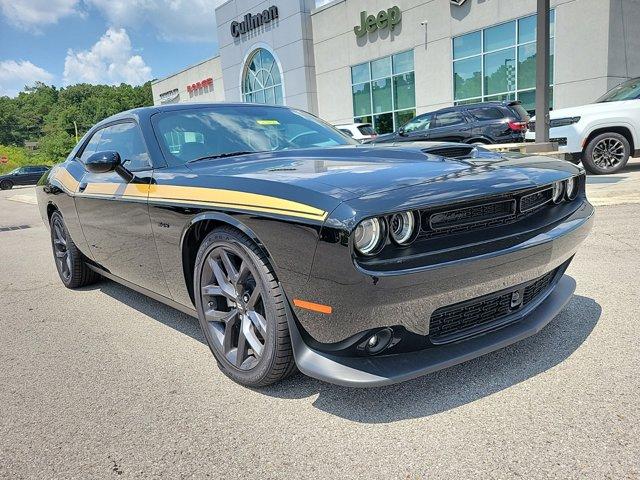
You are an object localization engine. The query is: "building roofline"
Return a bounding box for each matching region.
[151,55,221,85]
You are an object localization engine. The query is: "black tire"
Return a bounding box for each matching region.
[582,132,630,174]
[50,211,100,288]
[0,180,13,190]
[194,227,296,387]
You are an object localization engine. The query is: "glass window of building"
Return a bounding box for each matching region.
[351,50,415,134]
[242,48,284,105]
[452,11,555,113]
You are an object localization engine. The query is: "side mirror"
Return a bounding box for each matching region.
[398,127,406,136]
[85,151,133,182]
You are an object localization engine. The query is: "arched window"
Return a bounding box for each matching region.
[242,48,284,105]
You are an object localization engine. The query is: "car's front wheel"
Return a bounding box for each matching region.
[194,227,296,387]
[0,179,13,190]
[49,211,100,288]
[583,132,630,174]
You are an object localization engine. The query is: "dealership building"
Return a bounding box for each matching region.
[151,0,640,134]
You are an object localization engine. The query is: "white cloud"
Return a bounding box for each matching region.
[0,0,80,31]
[86,0,225,42]
[63,28,152,86]
[0,60,54,96]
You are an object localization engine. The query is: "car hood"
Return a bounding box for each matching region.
[185,145,580,203]
[531,100,631,121]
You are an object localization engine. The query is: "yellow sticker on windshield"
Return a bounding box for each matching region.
[257,120,280,125]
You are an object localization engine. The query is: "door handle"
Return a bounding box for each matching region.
[78,182,87,192]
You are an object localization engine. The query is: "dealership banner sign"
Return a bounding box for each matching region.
[231,6,279,38]
[354,6,401,38]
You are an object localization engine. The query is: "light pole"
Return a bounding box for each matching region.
[535,0,550,145]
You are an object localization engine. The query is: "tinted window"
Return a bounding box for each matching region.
[433,112,466,128]
[79,129,103,162]
[357,125,375,135]
[509,103,530,121]
[97,123,151,171]
[597,78,640,103]
[468,107,504,121]
[403,114,432,133]
[152,106,354,166]
[339,128,354,137]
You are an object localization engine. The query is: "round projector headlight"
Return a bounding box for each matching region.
[565,176,578,200]
[354,218,383,255]
[389,211,416,245]
[551,181,564,204]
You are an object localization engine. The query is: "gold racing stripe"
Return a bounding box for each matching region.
[50,169,327,221]
[52,168,80,193]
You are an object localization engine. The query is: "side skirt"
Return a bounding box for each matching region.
[87,265,198,319]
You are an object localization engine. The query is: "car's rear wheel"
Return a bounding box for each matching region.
[0,180,13,190]
[194,227,296,387]
[583,132,630,174]
[50,211,100,288]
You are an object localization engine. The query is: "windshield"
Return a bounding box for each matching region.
[152,105,356,165]
[596,78,640,103]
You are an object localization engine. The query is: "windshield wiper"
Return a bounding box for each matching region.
[187,151,259,164]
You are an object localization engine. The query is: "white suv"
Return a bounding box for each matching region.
[526,77,640,174]
[335,123,377,142]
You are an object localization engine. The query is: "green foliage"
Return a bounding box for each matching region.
[0,81,153,167]
[0,145,53,174]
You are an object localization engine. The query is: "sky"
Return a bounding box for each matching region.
[0,0,228,97]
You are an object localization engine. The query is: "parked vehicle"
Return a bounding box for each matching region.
[335,123,377,142]
[37,103,592,388]
[526,77,640,174]
[0,165,50,190]
[369,101,529,145]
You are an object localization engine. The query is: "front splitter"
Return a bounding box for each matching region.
[289,275,576,388]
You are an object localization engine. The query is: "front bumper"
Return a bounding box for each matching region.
[290,274,576,387]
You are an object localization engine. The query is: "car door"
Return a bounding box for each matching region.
[12,167,31,185]
[22,166,46,185]
[397,113,433,142]
[428,110,472,142]
[73,121,171,297]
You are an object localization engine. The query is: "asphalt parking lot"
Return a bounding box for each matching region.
[1,185,639,479]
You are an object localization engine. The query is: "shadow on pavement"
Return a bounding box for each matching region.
[94,279,600,423]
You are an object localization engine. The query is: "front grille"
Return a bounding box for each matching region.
[429,267,559,343]
[423,146,475,158]
[429,199,516,231]
[520,187,552,213]
[419,186,555,239]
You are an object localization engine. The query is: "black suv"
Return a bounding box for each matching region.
[370,101,530,145]
[0,165,50,190]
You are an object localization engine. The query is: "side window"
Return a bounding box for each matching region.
[339,128,354,137]
[78,129,103,163]
[433,111,466,128]
[468,107,504,121]
[403,114,432,133]
[97,122,151,171]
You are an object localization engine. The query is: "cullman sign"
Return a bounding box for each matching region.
[354,6,401,38]
[231,6,279,38]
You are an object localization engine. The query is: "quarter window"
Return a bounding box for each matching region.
[468,107,504,120]
[452,11,555,113]
[351,50,416,134]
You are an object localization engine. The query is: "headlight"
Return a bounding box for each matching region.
[551,181,564,204]
[354,218,384,255]
[550,116,581,128]
[565,176,579,200]
[389,211,418,245]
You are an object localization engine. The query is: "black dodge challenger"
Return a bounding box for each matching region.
[36,103,593,388]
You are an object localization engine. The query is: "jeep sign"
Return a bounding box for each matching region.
[354,6,401,38]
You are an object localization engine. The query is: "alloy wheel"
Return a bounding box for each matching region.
[52,218,71,282]
[592,137,626,170]
[200,245,267,370]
